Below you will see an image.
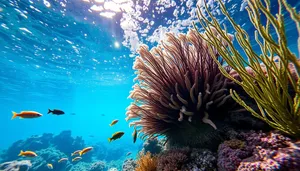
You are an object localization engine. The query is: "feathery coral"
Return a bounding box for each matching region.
[195,0,300,137]
[126,28,240,148]
[135,151,157,171]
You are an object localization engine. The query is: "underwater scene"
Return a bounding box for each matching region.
[0,0,299,170]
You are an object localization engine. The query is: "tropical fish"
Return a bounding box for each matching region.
[48,109,65,115]
[18,150,37,157]
[47,163,53,169]
[12,111,42,120]
[132,129,138,143]
[58,158,68,163]
[79,147,93,156]
[108,131,125,142]
[109,119,119,126]
[126,152,132,156]
[72,156,82,162]
[71,150,81,156]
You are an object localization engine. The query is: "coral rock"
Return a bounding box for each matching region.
[217,130,300,171]
[122,158,136,171]
[0,160,32,171]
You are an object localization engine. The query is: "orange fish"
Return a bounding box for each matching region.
[58,158,68,163]
[109,119,119,126]
[79,147,93,156]
[12,111,42,119]
[72,156,82,162]
[18,150,37,157]
[71,150,81,156]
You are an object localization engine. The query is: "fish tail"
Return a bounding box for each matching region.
[71,153,74,156]
[47,109,52,114]
[18,150,23,156]
[108,138,112,142]
[11,111,18,120]
[78,151,82,156]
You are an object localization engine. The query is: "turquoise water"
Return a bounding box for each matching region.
[0,0,299,169]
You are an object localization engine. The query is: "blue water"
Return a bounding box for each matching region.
[0,0,299,168]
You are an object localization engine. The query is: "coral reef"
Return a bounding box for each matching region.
[94,142,125,162]
[135,151,157,171]
[142,138,164,155]
[122,158,136,171]
[88,161,107,171]
[0,133,53,161]
[196,0,300,137]
[157,147,217,171]
[0,160,32,171]
[157,148,190,171]
[217,130,300,171]
[30,147,69,171]
[126,27,243,149]
[52,130,85,156]
[183,149,217,171]
[68,162,90,171]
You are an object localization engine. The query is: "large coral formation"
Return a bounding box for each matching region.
[126,28,241,148]
[0,160,32,171]
[88,161,107,171]
[135,151,157,171]
[157,147,217,171]
[142,138,164,155]
[195,0,300,137]
[0,133,53,161]
[122,158,136,171]
[218,130,300,171]
[52,130,85,156]
[30,147,69,171]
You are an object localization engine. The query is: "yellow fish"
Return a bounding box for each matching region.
[79,147,93,156]
[108,131,125,142]
[58,158,68,163]
[18,150,37,157]
[47,163,53,169]
[72,156,82,162]
[109,119,119,126]
[12,111,42,120]
[71,150,81,156]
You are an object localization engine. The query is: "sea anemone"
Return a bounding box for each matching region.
[126,29,239,148]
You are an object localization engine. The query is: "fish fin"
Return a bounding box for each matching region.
[11,111,18,120]
[47,109,52,114]
[78,151,82,156]
[18,150,23,156]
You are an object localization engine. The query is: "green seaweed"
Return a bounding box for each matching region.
[193,0,300,137]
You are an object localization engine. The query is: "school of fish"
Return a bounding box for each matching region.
[11,109,138,169]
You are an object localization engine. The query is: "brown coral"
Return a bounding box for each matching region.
[126,29,241,148]
[135,151,157,171]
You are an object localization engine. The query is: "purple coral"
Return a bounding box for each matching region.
[217,130,300,171]
[157,148,190,171]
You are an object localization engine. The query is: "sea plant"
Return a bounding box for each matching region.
[126,28,240,148]
[194,0,300,137]
[135,151,157,171]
